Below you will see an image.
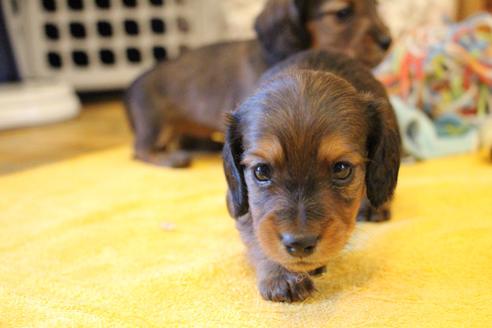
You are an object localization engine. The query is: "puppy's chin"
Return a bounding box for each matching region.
[281,261,326,273]
[359,40,390,68]
[275,241,349,273]
[345,46,385,68]
[359,50,386,68]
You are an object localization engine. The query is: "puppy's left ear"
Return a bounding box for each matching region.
[254,0,311,64]
[223,113,249,218]
[361,95,401,208]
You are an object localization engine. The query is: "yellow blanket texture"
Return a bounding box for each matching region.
[1,147,491,327]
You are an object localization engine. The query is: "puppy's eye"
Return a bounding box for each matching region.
[335,5,354,22]
[253,164,272,183]
[332,162,353,182]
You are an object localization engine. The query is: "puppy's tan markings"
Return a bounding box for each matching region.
[318,215,356,254]
[318,134,365,165]
[319,0,353,15]
[255,212,288,263]
[243,135,284,167]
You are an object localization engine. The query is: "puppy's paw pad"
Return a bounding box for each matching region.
[259,273,314,302]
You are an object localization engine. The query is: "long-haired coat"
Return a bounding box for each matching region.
[125,0,392,168]
[223,50,401,302]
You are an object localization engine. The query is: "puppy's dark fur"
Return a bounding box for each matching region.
[125,0,392,168]
[223,50,401,302]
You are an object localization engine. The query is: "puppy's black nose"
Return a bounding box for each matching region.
[377,35,392,51]
[281,234,319,258]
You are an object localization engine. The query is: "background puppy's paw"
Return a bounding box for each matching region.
[155,151,192,168]
[259,272,314,302]
[357,199,391,222]
[135,151,192,168]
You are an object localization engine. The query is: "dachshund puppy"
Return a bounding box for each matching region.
[223,50,401,302]
[125,0,392,168]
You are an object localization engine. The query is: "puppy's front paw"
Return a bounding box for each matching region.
[259,271,314,302]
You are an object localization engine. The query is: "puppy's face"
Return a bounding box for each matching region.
[255,0,391,67]
[224,71,400,272]
[243,127,366,273]
[306,0,392,67]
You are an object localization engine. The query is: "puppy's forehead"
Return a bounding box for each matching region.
[251,72,366,138]
[242,71,368,165]
[245,132,364,168]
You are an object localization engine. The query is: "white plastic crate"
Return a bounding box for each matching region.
[3,0,226,91]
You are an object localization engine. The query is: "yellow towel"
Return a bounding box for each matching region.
[1,147,491,327]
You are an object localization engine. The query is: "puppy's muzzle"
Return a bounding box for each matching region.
[377,35,392,51]
[371,24,393,51]
[281,233,320,258]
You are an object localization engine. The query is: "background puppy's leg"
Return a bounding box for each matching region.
[180,136,224,152]
[136,126,191,168]
[125,74,192,168]
[236,215,314,303]
[132,111,191,168]
[357,198,391,222]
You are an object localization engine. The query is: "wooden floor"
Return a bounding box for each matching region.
[0,100,131,175]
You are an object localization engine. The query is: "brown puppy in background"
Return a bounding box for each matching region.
[125,0,392,168]
[223,50,401,302]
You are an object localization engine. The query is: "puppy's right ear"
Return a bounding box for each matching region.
[223,113,249,218]
[255,0,310,65]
